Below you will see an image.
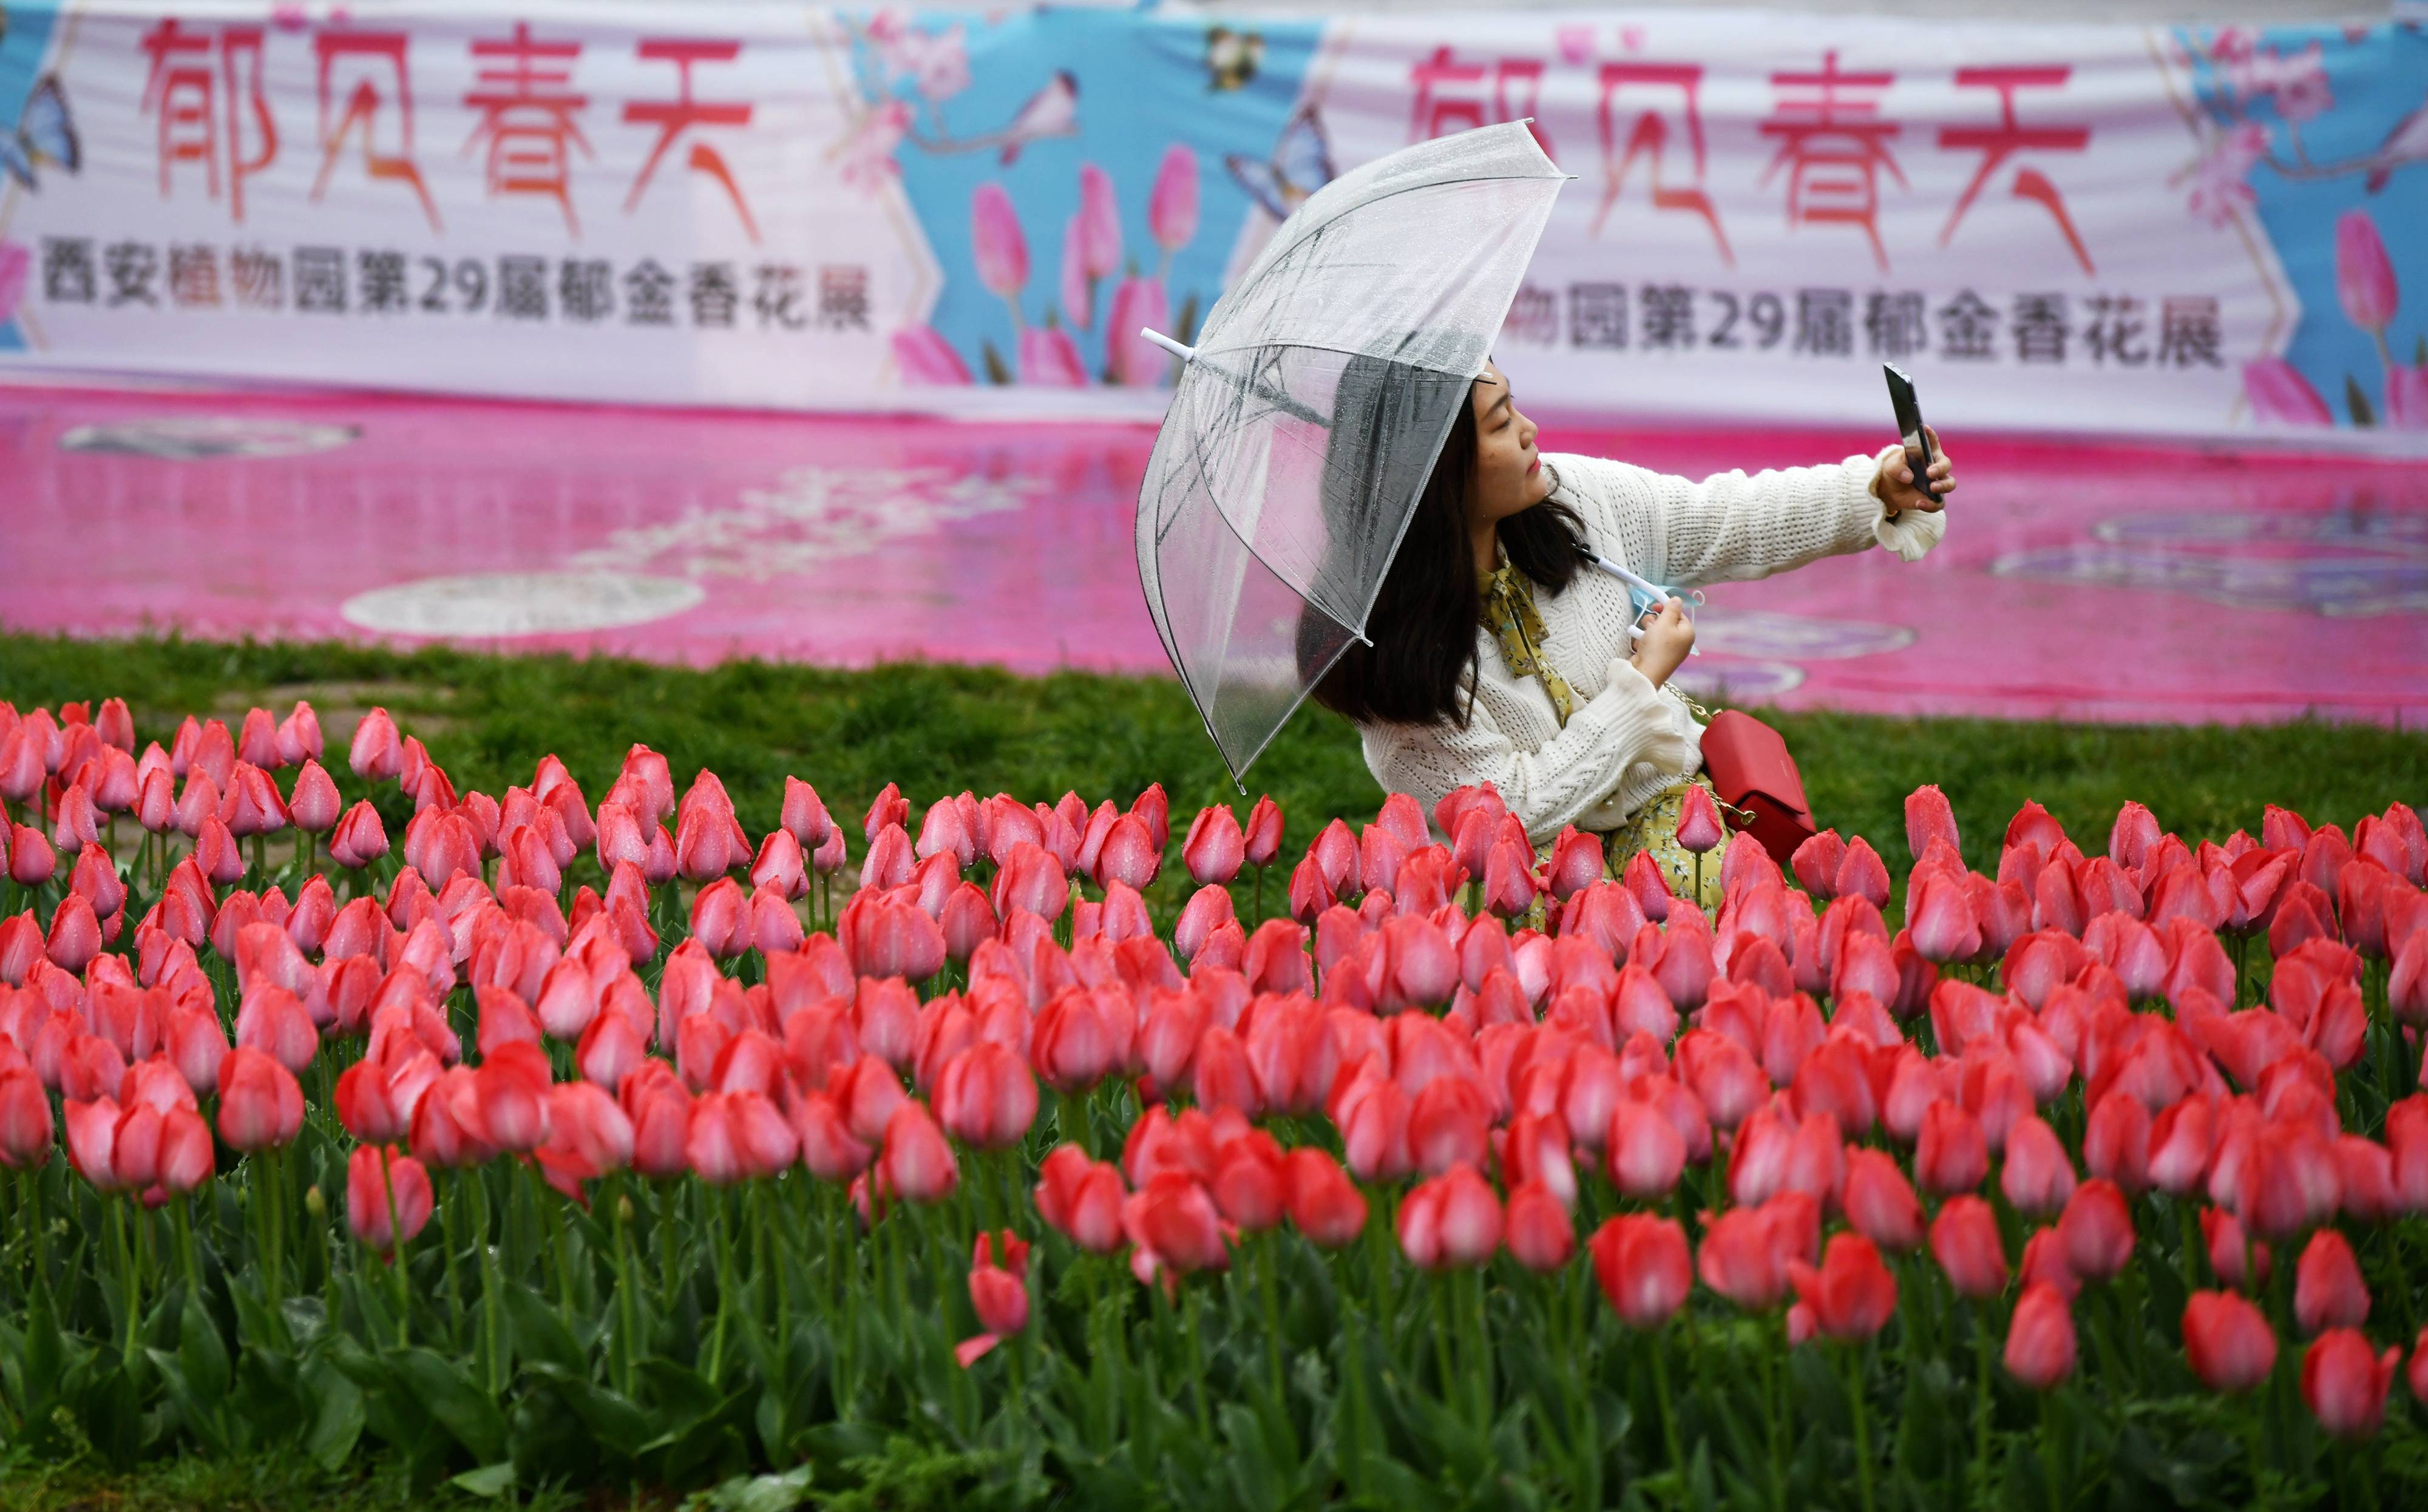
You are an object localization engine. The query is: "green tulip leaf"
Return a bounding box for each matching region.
[450,1461,517,1498]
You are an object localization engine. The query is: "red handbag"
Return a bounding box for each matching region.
[1698,710,1817,868]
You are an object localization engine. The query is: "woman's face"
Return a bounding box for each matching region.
[1467,361,1549,527]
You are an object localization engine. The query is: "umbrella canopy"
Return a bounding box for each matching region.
[1133,121,1567,787]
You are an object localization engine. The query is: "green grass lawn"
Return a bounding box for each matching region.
[3,631,2420,879]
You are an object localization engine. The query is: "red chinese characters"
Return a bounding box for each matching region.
[140,19,279,222]
[464,22,592,234]
[1938,66,2093,274]
[623,40,758,241]
[1760,50,1905,271]
[1409,46,1553,159]
[1593,63,1732,263]
[311,30,441,231]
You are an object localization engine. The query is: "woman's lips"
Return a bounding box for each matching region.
[1525,456,1541,475]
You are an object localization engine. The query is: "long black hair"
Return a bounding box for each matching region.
[1302,370,1587,728]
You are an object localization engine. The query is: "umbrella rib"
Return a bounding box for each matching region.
[1221,161,1567,326]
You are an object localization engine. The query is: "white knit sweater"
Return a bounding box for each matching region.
[1360,447,1946,846]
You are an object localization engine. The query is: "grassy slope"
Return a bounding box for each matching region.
[6,632,2420,878]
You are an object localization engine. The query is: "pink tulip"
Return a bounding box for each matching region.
[2387,365,2428,431]
[2335,210,2397,334]
[1107,277,1173,387]
[1074,162,1123,280]
[971,183,1029,300]
[2243,358,2331,425]
[1018,325,1087,387]
[1675,784,1725,853]
[1148,145,1198,251]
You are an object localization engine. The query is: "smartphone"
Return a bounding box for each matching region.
[1882,363,1942,505]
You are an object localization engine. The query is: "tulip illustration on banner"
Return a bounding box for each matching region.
[2181,29,2427,429]
[840,11,1224,389]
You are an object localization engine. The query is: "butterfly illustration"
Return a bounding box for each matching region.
[0,75,80,191]
[1205,27,1262,93]
[1224,104,1334,222]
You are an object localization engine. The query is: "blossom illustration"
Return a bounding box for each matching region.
[2184,122,2265,227]
[838,101,911,192]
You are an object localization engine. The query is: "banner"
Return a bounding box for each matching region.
[0,3,2421,441]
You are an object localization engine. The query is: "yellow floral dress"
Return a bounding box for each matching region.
[1479,552,1729,912]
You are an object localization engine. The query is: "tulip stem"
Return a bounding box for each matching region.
[609,1180,638,1397]
[110,1197,140,1365]
[1972,1304,1994,1500]
[1183,1283,1212,1437]
[382,1154,412,1349]
[1651,1323,1684,1483]
[1258,1235,1286,1410]
[706,1187,736,1386]
[1842,1344,1877,1512]
[2040,1392,2064,1512]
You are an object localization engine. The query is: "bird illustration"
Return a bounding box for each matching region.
[1206,27,1262,93]
[2366,92,2428,192]
[997,71,1078,166]
[0,75,79,191]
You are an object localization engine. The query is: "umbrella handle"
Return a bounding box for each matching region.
[1584,552,1705,656]
[1141,328,1195,364]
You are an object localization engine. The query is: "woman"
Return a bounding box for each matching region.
[1306,359,1954,907]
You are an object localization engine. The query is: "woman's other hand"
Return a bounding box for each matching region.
[1879,426,1955,516]
[1630,598,1695,688]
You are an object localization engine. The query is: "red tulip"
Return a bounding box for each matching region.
[155,1105,214,1195]
[348,707,404,781]
[44,893,101,974]
[1283,1148,1368,1248]
[2001,1115,2077,1217]
[1697,1193,1816,1310]
[1505,1181,1575,1271]
[347,1144,434,1253]
[1791,830,1846,900]
[2184,1289,2277,1392]
[934,1042,1037,1151]
[880,1100,958,1204]
[1905,785,1961,863]
[956,1230,1032,1368]
[2294,1229,2370,1335]
[2301,1328,2398,1441]
[1788,1232,1896,1341]
[1609,1097,1687,1201]
[2003,1281,2077,1389]
[1182,806,1244,886]
[215,1046,305,1151]
[2055,1178,2134,1283]
[1592,1213,1693,1327]
[65,1096,129,1190]
[1916,1100,1989,1196]
[1842,1147,1924,1252]
[0,1068,54,1167]
[1907,868,1982,965]
[1675,784,1725,854]
[1212,1131,1286,1233]
[1399,1162,1502,1269]
[1930,1195,2009,1300]
[1036,1144,1127,1252]
[1126,1170,1228,1274]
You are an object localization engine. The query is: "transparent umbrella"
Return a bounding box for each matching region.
[1133,121,1567,787]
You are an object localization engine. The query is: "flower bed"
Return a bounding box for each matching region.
[0,694,2424,1505]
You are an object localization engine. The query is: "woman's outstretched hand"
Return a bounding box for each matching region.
[1879,425,1955,516]
[1630,598,1695,688]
